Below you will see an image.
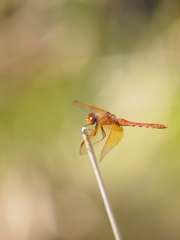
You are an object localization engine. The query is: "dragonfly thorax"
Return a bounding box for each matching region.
[86,113,96,125]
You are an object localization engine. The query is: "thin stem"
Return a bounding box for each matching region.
[81,127,123,240]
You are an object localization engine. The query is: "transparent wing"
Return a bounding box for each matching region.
[73,100,106,114]
[99,124,124,162]
[80,125,110,155]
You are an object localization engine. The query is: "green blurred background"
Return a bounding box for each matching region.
[0,0,180,239]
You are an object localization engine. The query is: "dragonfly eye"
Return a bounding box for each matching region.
[86,113,96,125]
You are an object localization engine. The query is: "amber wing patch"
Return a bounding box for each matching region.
[99,124,124,162]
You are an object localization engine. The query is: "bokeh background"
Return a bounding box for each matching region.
[0,0,180,239]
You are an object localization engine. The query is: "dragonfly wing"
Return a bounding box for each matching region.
[73,100,106,114]
[80,125,109,155]
[99,124,124,162]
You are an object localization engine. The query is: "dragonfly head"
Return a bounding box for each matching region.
[86,113,96,125]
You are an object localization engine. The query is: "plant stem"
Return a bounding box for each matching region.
[81,126,123,240]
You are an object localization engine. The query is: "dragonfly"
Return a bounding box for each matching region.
[73,100,167,162]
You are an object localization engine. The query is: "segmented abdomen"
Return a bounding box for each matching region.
[118,118,167,129]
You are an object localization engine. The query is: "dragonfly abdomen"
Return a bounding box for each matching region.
[118,118,167,129]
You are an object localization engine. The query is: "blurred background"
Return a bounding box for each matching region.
[0,0,180,239]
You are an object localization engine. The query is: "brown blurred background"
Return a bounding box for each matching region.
[0,0,180,239]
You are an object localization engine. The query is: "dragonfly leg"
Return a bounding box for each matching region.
[93,126,106,146]
[81,123,94,134]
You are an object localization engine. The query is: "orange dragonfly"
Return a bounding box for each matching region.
[73,100,167,162]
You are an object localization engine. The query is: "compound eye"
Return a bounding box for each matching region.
[86,113,96,125]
